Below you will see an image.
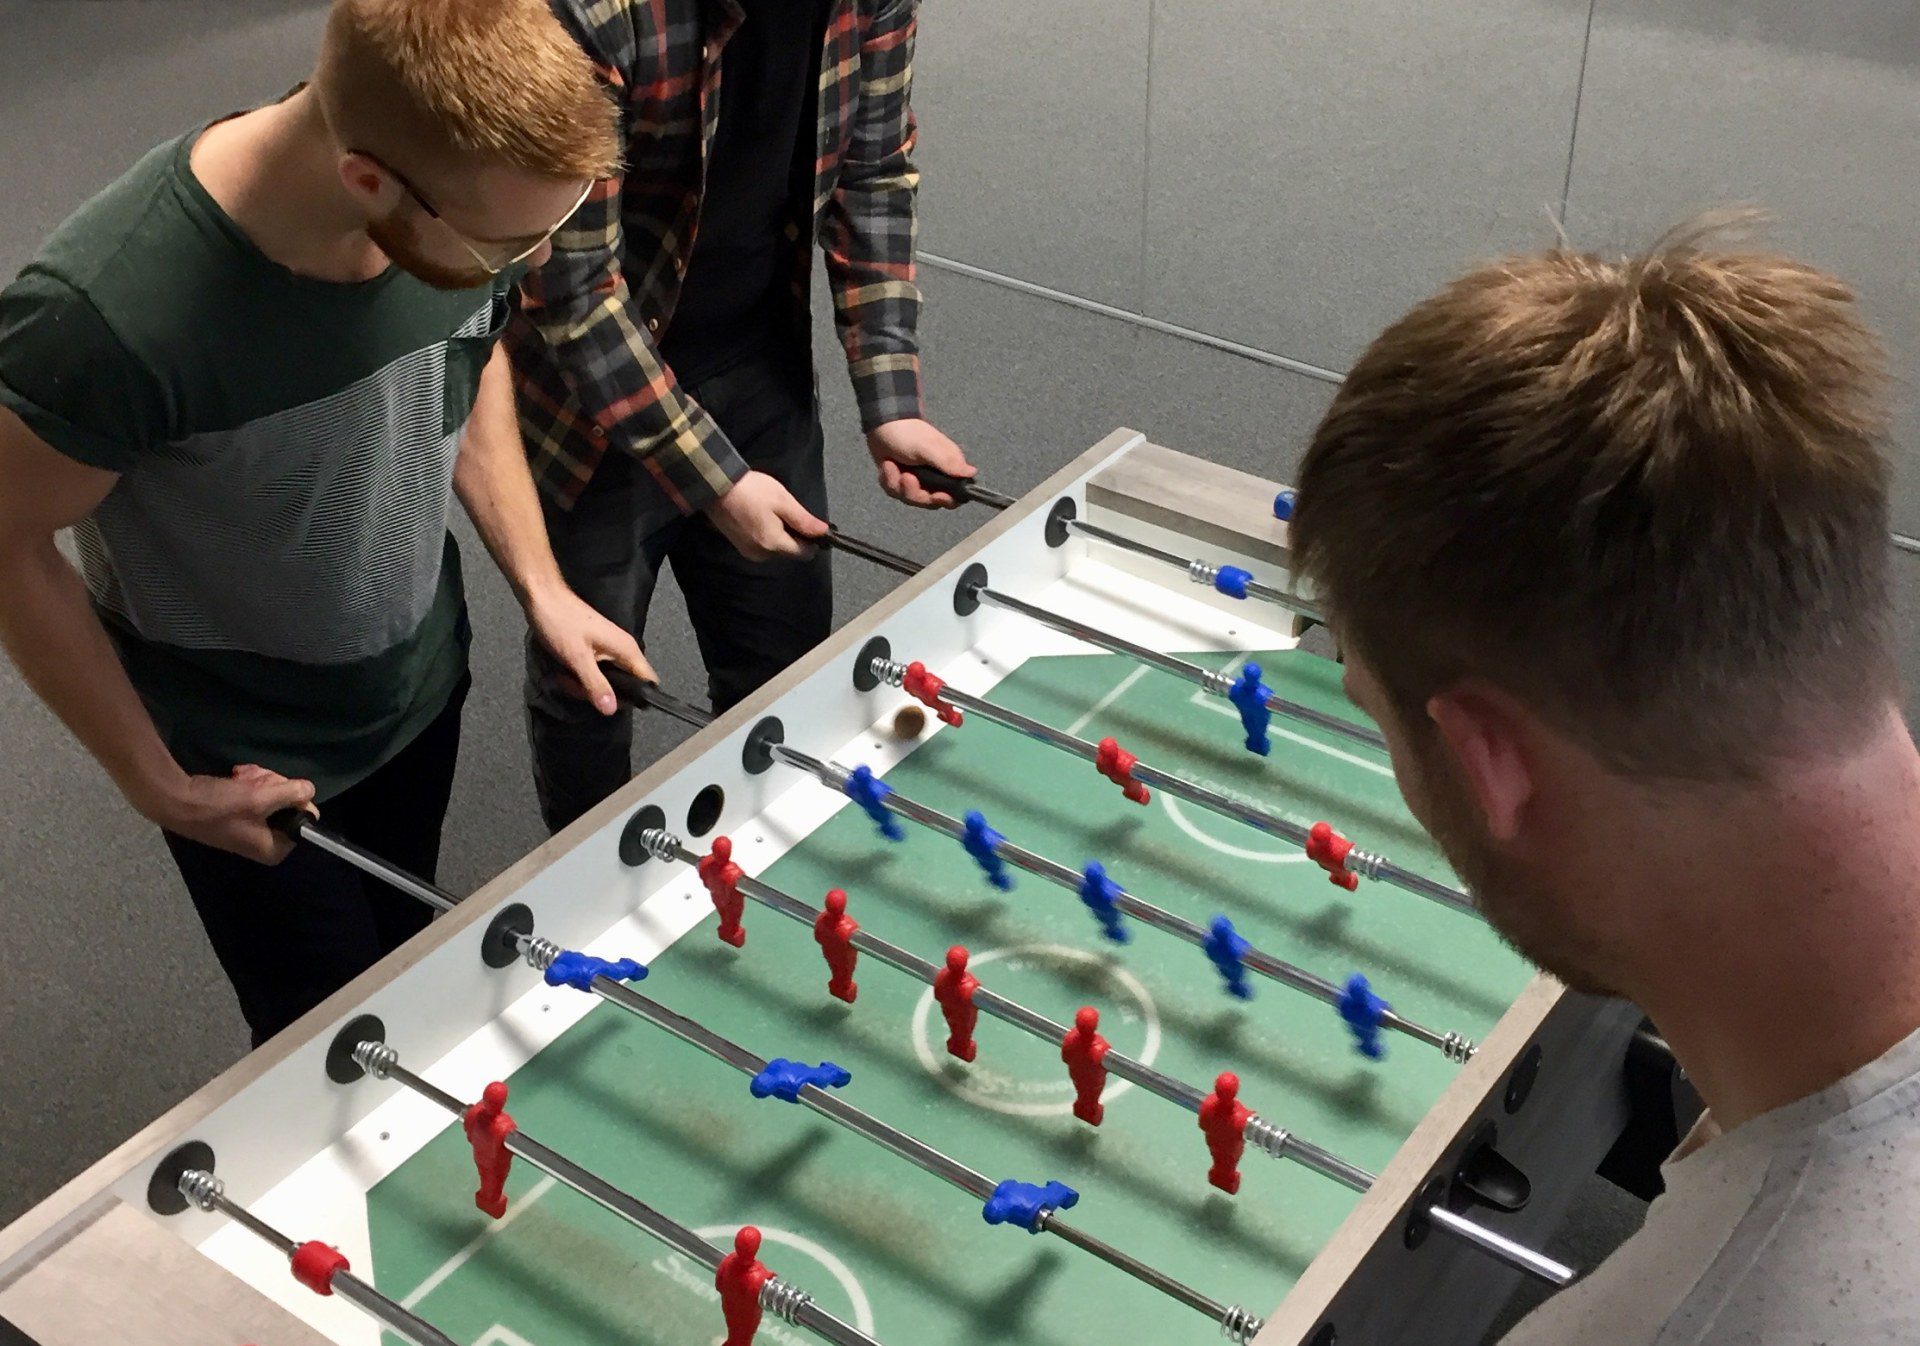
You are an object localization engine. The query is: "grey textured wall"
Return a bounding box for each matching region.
[911,0,1920,709]
[1,4,1912,1305]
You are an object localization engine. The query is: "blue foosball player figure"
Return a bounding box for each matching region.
[961,810,1013,890]
[1337,973,1390,1060]
[750,1059,853,1103]
[1204,915,1254,1000]
[1078,861,1130,943]
[982,1178,1079,1233]
[1227,663,1273,756]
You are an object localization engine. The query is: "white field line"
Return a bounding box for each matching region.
[400,1176,559,1310]
[477,1328,540,1346]
[1064,665,1150,736]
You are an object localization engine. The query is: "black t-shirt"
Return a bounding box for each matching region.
[661,0,825,385]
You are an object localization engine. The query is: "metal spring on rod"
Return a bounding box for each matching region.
[1219,1304,1265,1344]
[869,657,908,687]
[637,827,681,862]
[759,1277,812,1324]
[1441,1031,1477,1063]
[353,1040,399,1079]
[521,935,563,973]
[1345,846,1386,881]
[177,1168,223,1212]
[1243,1116,1292,1161]
[1186,558,1217,587]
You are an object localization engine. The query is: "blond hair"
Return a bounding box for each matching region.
[1291,219,1896,777]
[315,0,619,180]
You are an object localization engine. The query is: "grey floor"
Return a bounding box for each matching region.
[20,0,1911,1335]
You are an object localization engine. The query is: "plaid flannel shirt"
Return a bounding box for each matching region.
[510,0,927,512]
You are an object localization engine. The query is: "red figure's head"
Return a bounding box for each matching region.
[946,945,969,974]
[1213,1072,1240,1101]
[482,1081,509,1111]
[711,836,732,861]
[1075,1006,1100,1035]
[824,889,848,917]
[734,1226,762,1258]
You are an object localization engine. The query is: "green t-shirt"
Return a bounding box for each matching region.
[0,129,506,799]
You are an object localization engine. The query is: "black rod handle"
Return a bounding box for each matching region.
[902,464,975,500]
[602,665,657,709]
[268,808,313,840]
[601,666,714,728]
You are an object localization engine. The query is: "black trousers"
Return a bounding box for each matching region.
[526,345,833,834]
[166,678,467,1047]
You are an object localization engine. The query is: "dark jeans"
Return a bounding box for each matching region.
[526,345,833,834]
[166,678,467,1047]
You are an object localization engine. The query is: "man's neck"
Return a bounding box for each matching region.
[1621,710,1920,1134]
[189,86,391,284]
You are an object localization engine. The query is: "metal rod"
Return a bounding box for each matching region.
[183,1174,461,1346]
[515,948,1250,1331]
[969,582,1387,752]
[1064,517,1326,623]
[271,811,457,914]
[823,527,924,578]
[1427,1206,1577,1287]
[868,655,1478,920]
[356,1045,880,1346]
[204,1188,297,1257]
[765,746,1474,1062]
[330,1273,465,1346]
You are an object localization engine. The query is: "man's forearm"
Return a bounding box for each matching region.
[456,348,567,607]
[0,537,186,815]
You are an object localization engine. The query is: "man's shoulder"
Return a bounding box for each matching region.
[1695,1121,1920,1337]
[1504,1118,1920,1346]
[20,137,194,304]
[7,132,240,384]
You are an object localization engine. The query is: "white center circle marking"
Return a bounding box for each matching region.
[688,1225,876,1336]
[910,943,1162,1117]
[1160,791,1308,864]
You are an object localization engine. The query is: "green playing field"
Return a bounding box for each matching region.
[364,649,1533,1346]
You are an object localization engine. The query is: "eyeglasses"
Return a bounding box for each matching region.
[352,149,596,274]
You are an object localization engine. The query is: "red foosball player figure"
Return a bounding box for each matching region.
[1199,1071,1252,1195]
[699,836,748,947]
[1094,737,1150,805]
[814,889,861,1003]
[463,1081,517,1218]
[933,945,981,1063]
[902,660,963,726]
[1305,821,1360,891]
[1060,1006,1112,1126]
[716,1225,775,1346]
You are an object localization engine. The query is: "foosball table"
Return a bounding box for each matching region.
[0,431,1642,1346]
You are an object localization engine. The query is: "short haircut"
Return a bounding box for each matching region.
[315,0,619,181]
[1291,218,1896,778]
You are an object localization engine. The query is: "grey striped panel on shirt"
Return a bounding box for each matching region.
[75,304,490,665]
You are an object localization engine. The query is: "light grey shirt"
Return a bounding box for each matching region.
[1502,1024,1920,1345]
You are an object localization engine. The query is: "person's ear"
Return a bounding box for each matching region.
[337,151,400,217]
[1425,682,1536,843]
